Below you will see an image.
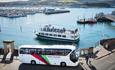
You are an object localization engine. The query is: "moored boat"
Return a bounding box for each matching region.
[77,18,97,24]
[35,25,79,43]
[43,8,70,15]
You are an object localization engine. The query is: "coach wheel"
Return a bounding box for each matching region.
[61,62,66,67]
[31,60,36,64]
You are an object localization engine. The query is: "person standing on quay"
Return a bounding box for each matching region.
[85,54,89,65]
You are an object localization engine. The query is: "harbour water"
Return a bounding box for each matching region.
[0,8,115,48]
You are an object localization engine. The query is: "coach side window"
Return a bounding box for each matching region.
[37,48,42,54]
[44,49,51,55]
[58,49,71,56]
[30,48,37,54]
[25,49,29,54]
[20,48,25,54]
[64,49,71,55]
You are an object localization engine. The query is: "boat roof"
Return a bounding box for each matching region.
[19,45,76,50]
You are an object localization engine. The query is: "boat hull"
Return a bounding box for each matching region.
[77,21,97,24]
[36,34,79,43]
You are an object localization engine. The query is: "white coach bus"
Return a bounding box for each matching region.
[19,45,79,66]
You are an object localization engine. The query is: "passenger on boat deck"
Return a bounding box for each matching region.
[53,28,56,32]
[84,19,85,21]
[43,25,50,31]
[63,28,66,32]
[42,25,67,33]
[75,29,78,33]
[43,28,46,31]
[47,27,50,31]
[51,27,54,32]
[71,30,75,34]
[48,24,51,27]
[56,29,60,32]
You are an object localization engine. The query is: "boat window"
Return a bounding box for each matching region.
[45,33,48,36]
[62,35,66,38]
[71,31,75,34]
[54,34,57,36]
[71,36,75,38]
[49,34,52,36]
[41,33,44,35]
[75,36,77,38]
[58,35,61,37]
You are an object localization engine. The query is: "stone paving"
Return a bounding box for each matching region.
[0,57,83,70]
[80,45,115,70]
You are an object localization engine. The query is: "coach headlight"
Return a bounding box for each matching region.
[70,50,79,63]
[75,51,79,57]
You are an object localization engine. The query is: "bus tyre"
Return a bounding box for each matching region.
[61,62,66,67]
[31,60,36,65]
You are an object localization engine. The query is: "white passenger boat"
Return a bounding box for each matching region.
[43,8,70,15]
[35,25,80,43]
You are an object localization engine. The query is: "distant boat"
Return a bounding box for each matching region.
[43,8,70,15]
[35,24,79,43]
[5,13,26,18]
[77,18,97,24]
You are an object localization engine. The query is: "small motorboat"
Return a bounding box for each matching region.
[77,18,97,24]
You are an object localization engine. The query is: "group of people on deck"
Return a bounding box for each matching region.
[41,24,78,34]
[41,25,66,33]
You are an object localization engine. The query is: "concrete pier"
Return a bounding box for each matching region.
[105,14,115,22]
[95,11,115,22]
